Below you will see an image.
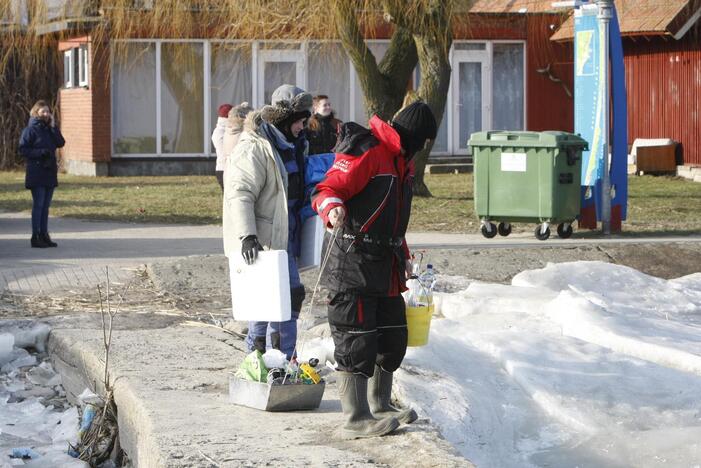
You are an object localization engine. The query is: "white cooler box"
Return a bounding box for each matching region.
[229,250,291,322]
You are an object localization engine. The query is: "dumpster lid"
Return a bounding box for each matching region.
[468,131,588,149]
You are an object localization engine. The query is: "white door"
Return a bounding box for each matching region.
[257,49,305,107]
[452,50,491,154]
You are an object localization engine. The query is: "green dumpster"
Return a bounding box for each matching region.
[468,131,588,241]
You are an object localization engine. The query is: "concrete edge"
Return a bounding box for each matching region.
[48,330,166,467]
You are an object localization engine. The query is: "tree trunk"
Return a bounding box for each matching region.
[411,1,453,197]
[332,0,417,122]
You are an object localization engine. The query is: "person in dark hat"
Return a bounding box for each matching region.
[223,84,312,360]
[312,100,437,440]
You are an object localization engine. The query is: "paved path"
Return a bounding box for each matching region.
[2,211,700,292]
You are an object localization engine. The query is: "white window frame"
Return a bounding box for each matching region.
[451,44,491,155]
[492,39,528,133]
[78,44,89,87]
[445,40,527,156]
[63,49,74,88]
[256,45,307,107]
[110,38,527,159]
[111,39,210,158]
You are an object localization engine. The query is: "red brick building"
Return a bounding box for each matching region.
[41,1,579,176]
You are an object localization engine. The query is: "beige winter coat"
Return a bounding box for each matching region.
[222,113,289,258]
[222,125,243,165]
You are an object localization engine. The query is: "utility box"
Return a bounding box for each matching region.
[634,142,678,175]
[468,131,588,240]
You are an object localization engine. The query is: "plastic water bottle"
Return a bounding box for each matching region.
[402,262,420,307]
[417,264,436,306]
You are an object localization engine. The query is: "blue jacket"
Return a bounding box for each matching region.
[301,153,335,221]
[18,117,65,189]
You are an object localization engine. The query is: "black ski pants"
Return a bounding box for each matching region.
[327,292,408,377]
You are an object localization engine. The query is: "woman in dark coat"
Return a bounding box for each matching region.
[18,100,65,248]
[306,95,342,155]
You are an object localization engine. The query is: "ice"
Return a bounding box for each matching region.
[0,321,51,353]
[1,349,37,373]
[390,261,701,467]
[0,333,14,365]
[547,289,701,375]
[26,362,62,387]
[21,450,89,468]
[0,340,81,466]
[52,406,79,445]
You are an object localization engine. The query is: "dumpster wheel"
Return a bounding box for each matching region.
[557,223,573,239]
[481,222,497,239]
[497,222,512,237]
[534,224,551,241]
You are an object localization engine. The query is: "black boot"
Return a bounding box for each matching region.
[31,234,49,248]
[40,232,57,247]
[252,335,266,354]
[336,371,399,440]
[368,364,418,424]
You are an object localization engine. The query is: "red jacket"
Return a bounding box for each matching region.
[312,116,412,296]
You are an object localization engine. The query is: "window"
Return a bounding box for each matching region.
[210,43,252,151]
[63,49,74,88]
[63,45,89,88]
[114,38,500,158]
[160,42,204,154]
[307,42,351,122]
[78,45,89,87]
[112,42,157,154]
[492,43,525,131]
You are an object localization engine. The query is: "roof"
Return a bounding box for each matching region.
[551,0,701,41]
[458,0,568,14]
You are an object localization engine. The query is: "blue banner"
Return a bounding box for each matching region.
[574,3,628,225]
[574,7,604,188]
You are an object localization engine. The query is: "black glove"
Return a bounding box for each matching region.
[241,235,263,265]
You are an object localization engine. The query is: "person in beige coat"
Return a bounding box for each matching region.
[223,85,312,358]
[222,110,289,259]
[221,102,253,180]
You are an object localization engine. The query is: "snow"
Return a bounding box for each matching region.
[392,261,701,467]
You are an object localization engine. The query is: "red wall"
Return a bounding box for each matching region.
[624,35,701,165]
[525,17,574,132]
[455,13,576,133]
[58,36,111,165]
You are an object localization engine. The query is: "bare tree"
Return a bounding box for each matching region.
[1,0,454,194]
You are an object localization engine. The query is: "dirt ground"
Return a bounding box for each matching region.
[4,241,700,330]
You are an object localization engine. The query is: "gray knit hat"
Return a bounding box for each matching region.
[261,84,313,127]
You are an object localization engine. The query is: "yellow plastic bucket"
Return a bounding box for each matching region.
[406,304,434,347]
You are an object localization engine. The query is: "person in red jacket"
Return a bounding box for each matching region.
[312,101,437,440]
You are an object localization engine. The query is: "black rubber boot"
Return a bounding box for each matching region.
[368,365,418,425]
[31,234,49,248]
[336,371,399,440]
[40,232,57,247]
[252,336,266,354]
